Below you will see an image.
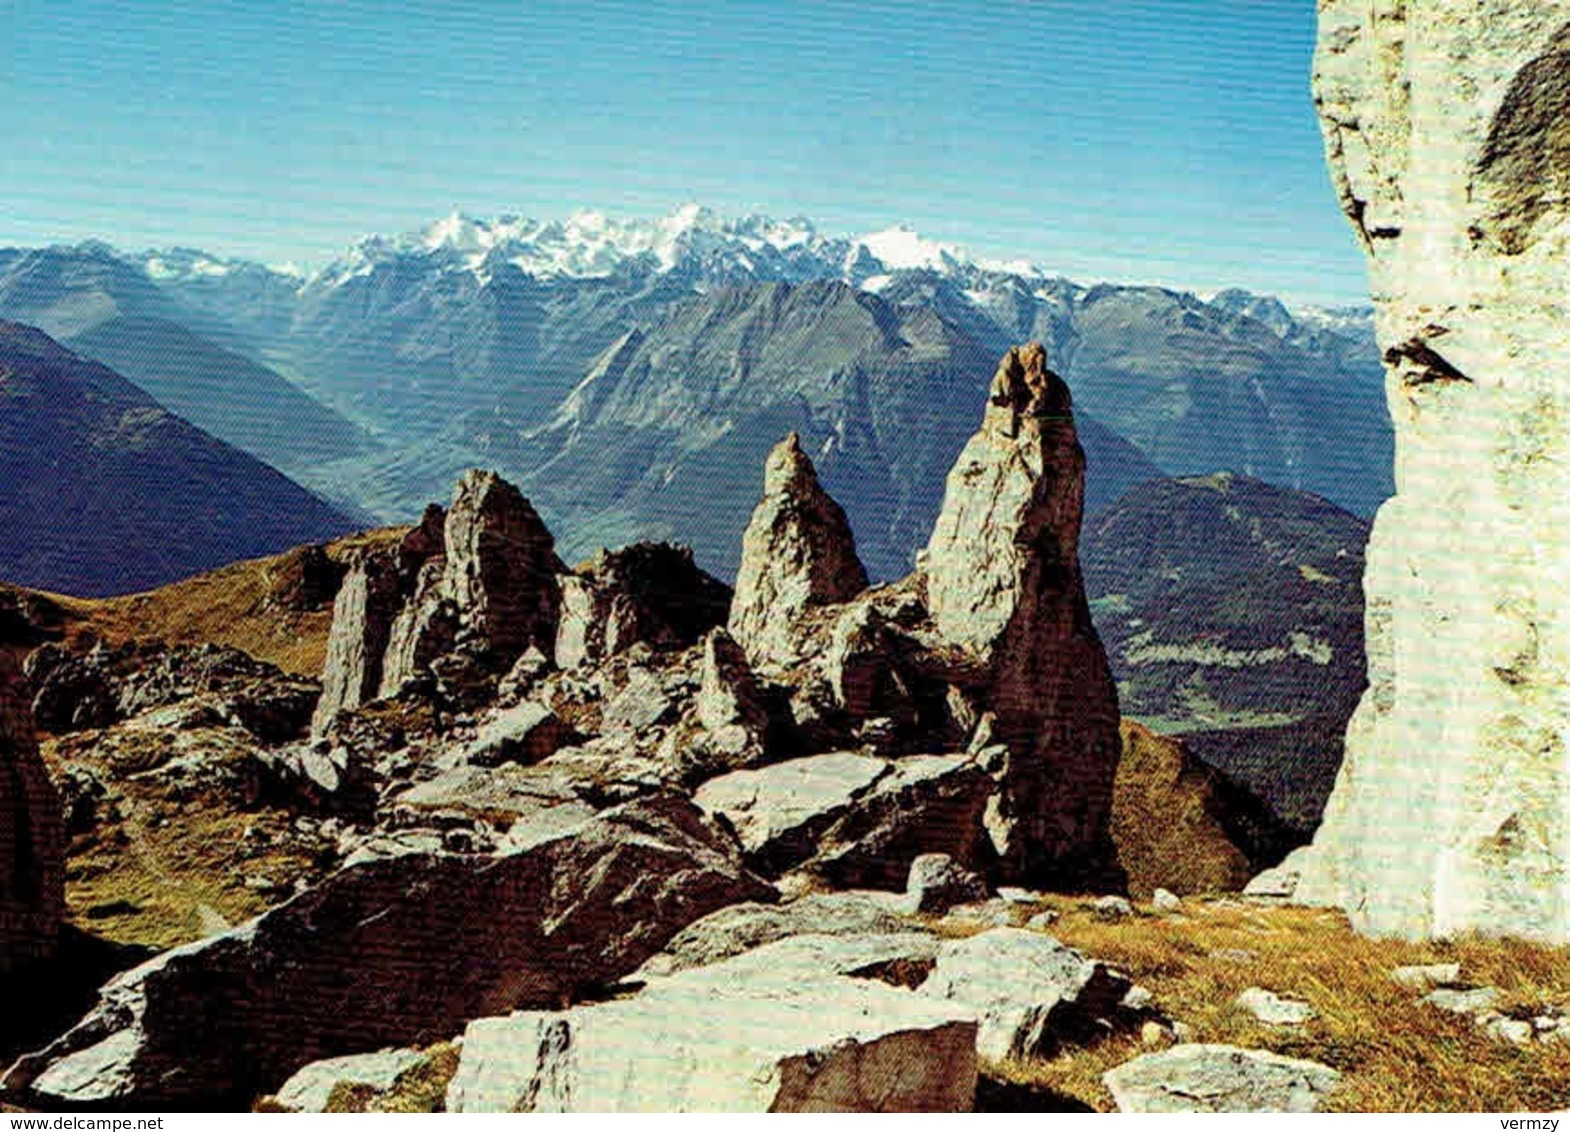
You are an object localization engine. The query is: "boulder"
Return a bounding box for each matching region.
[1243,846,1313,902]
[905,853,989,915]
[1294,0,1570,942]
[0,651,65,971]
[1103,1044,1340,1113]
[916,927,1131,1062]
[1093,895,1134,919]
[4,793,770,1108]
[446,974,977,1113]
[696,752,992,887]
[1390,963,1461,991]
[728,433,869,668]
[1422,986,1501,1019]
[695,628,768,756]
[639,892,918,977]
[1152,889,1183,913]
[921,344,1122,889]
[805,754,995,890]
[465,701,565,767]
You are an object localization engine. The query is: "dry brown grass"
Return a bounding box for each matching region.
[997,893,1570,1112]
[42,527,407,676]
[1111,720,1253,898]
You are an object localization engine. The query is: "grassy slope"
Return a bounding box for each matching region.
[30,527,407,677]
[996,895,1570,1112]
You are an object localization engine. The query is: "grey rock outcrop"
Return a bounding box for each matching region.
[921,343,1122,888]
[1104,1044,1340,1113]
[728,433,869,667]
[319,472,562,709]
[378,559,457,697]
[0,651,64,971]
[1295,1,1570,942]
[268,1048,427,1113]
[694,628,768,759]
[639,892,918,977]
[303,505,445,727]
[905,853,989,915]
[465,701,565,767]
[4,793,769,1107]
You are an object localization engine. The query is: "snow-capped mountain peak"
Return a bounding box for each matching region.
[304,205,1058,293]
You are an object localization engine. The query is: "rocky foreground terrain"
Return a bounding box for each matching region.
[1,341,1566,1112]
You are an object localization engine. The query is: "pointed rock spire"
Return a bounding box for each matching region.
[728,432,869,667]
[923,343,1121,889]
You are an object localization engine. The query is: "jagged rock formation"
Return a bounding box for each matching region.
[5,345,1257,1111]
[923,344,1122,888]
[0,652,65,971]
[729,433,870,667]
[312,506,445,731]
[1293,2,1570,941]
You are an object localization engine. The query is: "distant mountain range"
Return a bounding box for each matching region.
[0,322,354,596]
[0,206,1392,581]
[1082,472,1370,837]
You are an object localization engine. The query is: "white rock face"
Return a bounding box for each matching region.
[1297,0,1570,942]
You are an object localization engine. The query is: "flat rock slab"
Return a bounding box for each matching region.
[1104,1044,1339,1113]
[1422,987,1502,1018]
[694,751,886,861]
[1391,963,1461,990]
[447,977,977,1112]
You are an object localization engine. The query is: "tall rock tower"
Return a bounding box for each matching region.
[1298,1,1570,941]
[925,343,1122,888]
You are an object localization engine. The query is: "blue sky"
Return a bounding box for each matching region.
[0,1,1368,303]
